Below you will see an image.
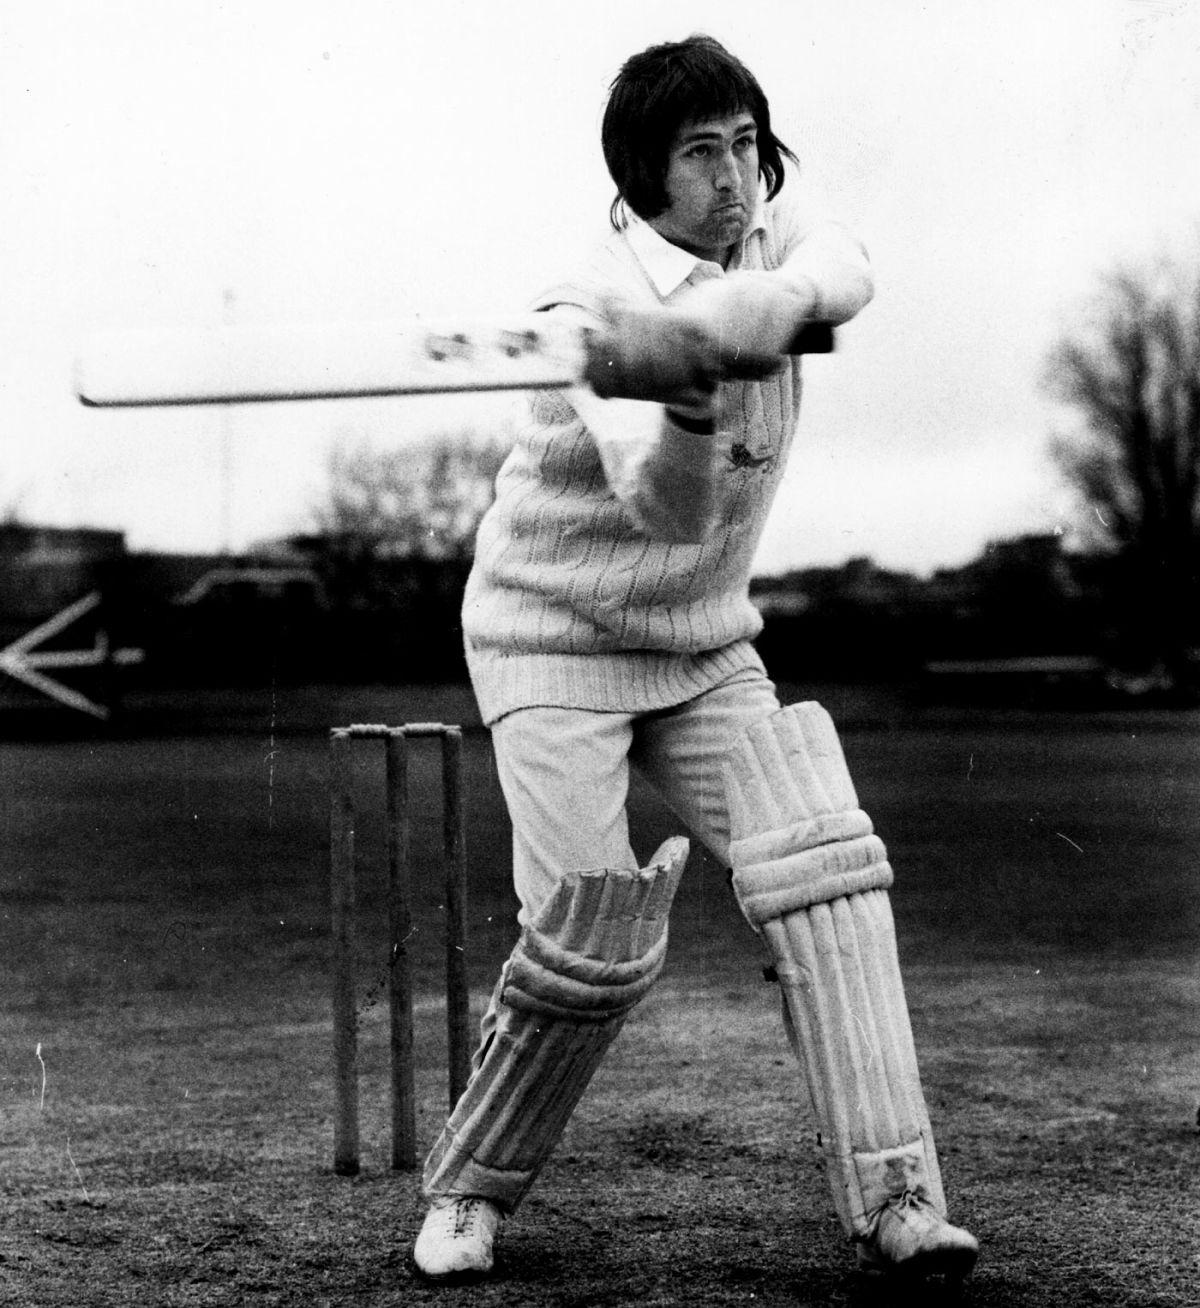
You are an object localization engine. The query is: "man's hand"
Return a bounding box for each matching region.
[582,273,821,405]
[674,272,820,375]
[582,302,721,407]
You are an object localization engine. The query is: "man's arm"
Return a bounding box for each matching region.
[570,385,726,544]
[541,304,725,544]
[774,219,874,326]
[768,176,875,324]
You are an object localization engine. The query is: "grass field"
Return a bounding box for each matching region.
[1,683,1198,1306]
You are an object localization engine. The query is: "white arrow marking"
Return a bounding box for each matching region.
[0,592,144,720]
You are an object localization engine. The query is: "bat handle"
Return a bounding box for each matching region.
[787,321,835,354]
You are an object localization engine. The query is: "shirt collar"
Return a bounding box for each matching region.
[623,195,766,297]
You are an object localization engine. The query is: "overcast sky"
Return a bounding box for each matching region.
[3,0,1199,574]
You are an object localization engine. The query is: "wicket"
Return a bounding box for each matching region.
[329,722,472,1176]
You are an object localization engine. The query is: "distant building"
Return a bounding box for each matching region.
[751,534,1109,684]
[0,523,126,620]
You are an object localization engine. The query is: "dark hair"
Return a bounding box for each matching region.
[601,34,797,230]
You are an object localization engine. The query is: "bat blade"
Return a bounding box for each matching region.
[75,316,591,408]
[74,316,834,409]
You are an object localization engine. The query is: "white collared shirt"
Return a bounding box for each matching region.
[619,197,769,299]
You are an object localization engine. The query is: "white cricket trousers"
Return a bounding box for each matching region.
[490,671,782,924]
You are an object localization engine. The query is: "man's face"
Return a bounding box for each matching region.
[649,110,760,266]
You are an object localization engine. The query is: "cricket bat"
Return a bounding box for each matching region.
[74,315,834,408]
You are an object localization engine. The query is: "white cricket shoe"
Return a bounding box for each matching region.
[413,1195,503,1280]
[857,1190,979,1280]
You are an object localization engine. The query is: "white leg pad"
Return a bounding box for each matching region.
[726,703,946,1239]
[422,836,688,1213]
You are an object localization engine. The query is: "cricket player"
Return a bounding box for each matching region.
[413,33,980,1284]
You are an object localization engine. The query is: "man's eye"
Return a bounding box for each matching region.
[688,145,710,158]
[734,137,756,153]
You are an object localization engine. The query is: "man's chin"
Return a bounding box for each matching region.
[713,212,749,245]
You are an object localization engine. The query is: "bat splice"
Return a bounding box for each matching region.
[74,315,833,409]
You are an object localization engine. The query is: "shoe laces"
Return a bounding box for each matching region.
[451,1197,486,1237]
[864,1186,928,1231]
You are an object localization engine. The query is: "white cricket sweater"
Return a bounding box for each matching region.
[463,182,873,725]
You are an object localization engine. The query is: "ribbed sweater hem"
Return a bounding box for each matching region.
[466,640,768,726]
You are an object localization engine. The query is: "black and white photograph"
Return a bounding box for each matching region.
[2,2,1197,1304]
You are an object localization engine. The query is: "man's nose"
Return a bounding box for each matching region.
[714,149,738,190]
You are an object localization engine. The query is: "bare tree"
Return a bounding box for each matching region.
[1045,243,1200,684]
[304,426,512,672]
[314,427,510,564]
